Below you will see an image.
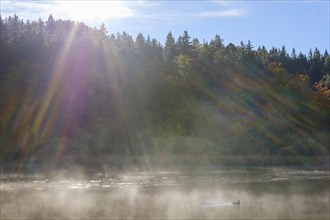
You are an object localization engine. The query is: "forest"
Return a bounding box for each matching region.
[1,15,329,172]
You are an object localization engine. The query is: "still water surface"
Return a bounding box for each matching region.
[1,168,329,219]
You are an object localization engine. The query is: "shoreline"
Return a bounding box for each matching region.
[1,154,329,177]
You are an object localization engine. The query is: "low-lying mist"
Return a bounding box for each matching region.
[1,169,329,219]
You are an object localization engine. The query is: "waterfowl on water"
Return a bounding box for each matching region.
[232,200,240,205]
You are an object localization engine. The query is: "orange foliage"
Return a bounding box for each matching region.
[314,80,330,99]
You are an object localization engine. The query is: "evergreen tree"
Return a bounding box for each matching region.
[99,22,108,36]
[177,30,191,55]
[1,14,329,168]
[256,45,268,66]
[309,48,323,86]
[322,50,330,79]
[164,31,177,63]
[210,34,225,63]
[291,48,297,60]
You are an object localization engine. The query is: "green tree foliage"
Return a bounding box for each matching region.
[209,35,225,63]
[177,30,192,55]
[1,15,329,169]
[164,31,177,63]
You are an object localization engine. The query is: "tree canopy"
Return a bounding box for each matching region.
[1,15,329,170]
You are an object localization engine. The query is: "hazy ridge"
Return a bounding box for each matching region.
[1,15,329,172]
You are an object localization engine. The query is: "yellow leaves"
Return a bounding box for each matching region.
[175,54,193,82]
[268,62,310,96]
[298,73,308,82]
[314,80,330,99]
[267,62,285,74]
[176,54,192,70]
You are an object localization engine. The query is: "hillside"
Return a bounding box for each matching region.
[1,15,329,171]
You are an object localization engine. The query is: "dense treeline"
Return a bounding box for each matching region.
[1,15,329,170]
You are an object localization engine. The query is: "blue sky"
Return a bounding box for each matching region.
[1,0,329,54]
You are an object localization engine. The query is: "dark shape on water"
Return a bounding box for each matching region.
[232,200,240,206]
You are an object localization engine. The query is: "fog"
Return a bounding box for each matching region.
[1,169,329,219]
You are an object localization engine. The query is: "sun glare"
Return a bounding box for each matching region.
[58,1,134,21]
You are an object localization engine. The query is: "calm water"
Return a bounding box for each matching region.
[1,168,329,219]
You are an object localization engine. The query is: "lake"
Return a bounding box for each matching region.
[1,168,329,219]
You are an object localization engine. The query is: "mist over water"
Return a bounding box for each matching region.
[1,168,329,219]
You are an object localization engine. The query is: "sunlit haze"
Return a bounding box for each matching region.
[1,0,330,219]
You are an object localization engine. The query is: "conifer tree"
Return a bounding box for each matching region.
[164,31,177,63]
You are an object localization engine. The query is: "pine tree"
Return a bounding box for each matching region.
[210,35,225,63]
[164,31,177,63]
[177,30,191,55]
[99,22,108,36]
[309,48,323,86]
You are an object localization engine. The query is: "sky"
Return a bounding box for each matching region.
[1,0,329,54]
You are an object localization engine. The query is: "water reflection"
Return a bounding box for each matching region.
[1,168,329,219]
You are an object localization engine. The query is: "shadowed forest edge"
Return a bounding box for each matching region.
[1,15,329,172]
